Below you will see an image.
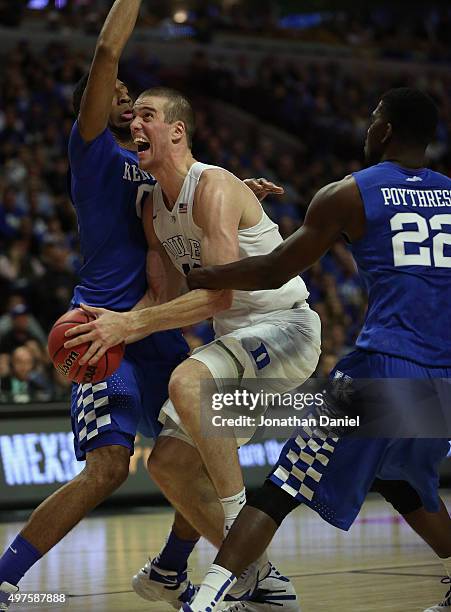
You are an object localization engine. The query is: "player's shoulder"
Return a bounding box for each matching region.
[68,120,119,162]
[197,165,238,189]
[69,120,114,146]
[315,175,359,201]
[427,167,451,185]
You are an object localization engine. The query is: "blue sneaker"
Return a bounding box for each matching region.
[132,558,197,609]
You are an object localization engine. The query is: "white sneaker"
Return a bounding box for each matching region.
[228,558,262,600]
[226,562,300,611]
[424,577,451,611]
[132,558,197,609]
[0,582,18,610]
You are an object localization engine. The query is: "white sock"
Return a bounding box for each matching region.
[190,564,236,611]
[220,488,246,537]
[440,555,451,577]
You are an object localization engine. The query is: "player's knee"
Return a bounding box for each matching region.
[85,446,129,492]
[147,446,177,483]
[371,478,423,515]
[95,461,129,492]
[248,479,301,526]
[168,360,205,419]
[148,437,200,485]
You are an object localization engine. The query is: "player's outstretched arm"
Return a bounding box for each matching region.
[187,177,364,292]
[63,289,232,365]
[78,0,142,142]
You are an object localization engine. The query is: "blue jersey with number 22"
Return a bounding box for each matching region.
[352,161,451,366]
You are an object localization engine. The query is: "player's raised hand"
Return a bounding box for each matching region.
[244,177,285,201]
[63,304,130,365]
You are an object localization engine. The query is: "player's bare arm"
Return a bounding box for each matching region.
[78,0,142,142]
[143,194,189,303]
[187,176,365,291]
[63,185,234,363]
[62,286,230,365]
[194,169,245,266]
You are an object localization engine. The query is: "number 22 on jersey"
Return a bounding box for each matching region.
[390,212,451,267]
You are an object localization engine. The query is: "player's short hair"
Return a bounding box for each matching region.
[380,87,438,148]
[72,73,90,117]
[139,87,195,148]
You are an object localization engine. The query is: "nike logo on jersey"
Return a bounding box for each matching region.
[405,176,423,182]
[9,547,17,554]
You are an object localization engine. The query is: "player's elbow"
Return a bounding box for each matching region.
[95,39,120,64]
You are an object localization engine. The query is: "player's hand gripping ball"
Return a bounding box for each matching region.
[48,308,124,384]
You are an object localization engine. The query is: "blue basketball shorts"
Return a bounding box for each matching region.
[70,330,189,460]
[269,349,451,530]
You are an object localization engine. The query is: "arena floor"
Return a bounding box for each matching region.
[1,493,449,612]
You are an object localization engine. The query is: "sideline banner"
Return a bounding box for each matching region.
[0,404,450,509]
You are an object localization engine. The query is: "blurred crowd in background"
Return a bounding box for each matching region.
[2,2,450,63]
[0,4,450,402]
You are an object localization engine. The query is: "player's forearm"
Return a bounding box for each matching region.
[125,292,157,343]
[131,291,156,312]
[96,0,142,60]
[187,254,286,291]
[126,289,232,340]
[188,226,326,291]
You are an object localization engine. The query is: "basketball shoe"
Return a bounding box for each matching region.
[181,561,300,611]
[424,577,451,611]
[132,558,197,609]
[0,582,18,610]
[226,560,299,611]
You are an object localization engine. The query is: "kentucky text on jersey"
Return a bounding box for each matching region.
[122,161,152,182]
[381,188,451,207]
[68,123,155,311]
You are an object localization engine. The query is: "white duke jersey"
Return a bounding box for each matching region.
[152,161,308,336]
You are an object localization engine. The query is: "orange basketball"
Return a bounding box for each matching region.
[48,308,125,384]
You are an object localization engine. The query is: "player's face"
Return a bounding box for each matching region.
[130,96,174,170]
[109,80,133,130]
[364,101,391,165]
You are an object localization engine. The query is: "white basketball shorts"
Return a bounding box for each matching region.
[159,301,321,447]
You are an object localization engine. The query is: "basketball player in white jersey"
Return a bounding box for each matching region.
[65,87,321,610]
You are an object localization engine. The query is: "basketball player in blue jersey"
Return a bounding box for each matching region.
[0,2,280,610]
[183,88,451,612]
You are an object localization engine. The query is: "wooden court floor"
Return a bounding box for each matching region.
[1,493,449,612]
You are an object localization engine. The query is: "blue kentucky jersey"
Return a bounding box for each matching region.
[68,122,155,311]
[351,161,451,366]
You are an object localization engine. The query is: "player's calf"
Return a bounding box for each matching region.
[20,445,129,554]
[0,445,130,608]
